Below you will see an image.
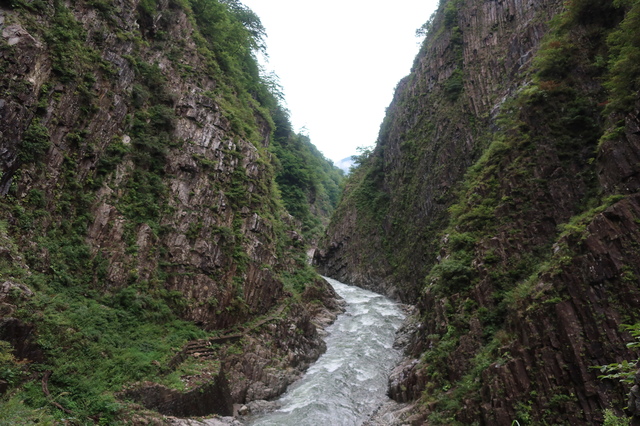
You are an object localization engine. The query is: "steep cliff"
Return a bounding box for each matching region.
[0,0,343,422]
[317,0,640,423]
[317,0,565,301]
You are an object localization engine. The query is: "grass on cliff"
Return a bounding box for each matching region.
[269,106,345,239]
[0,219,207,423]
[0,261,321,424]
[401,0,639,422]
[0,0,342,422]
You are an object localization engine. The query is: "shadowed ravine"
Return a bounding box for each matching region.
[248,277,406,426]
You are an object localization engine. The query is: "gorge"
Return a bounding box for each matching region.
[2,0,640,424]
[248,277,405,426]
[316,0,640,423]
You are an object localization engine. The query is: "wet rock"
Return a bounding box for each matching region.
[123,371,233,417]
[168,417,243,426]
[387,359,427,403]
[224,307,326,404]
[164,280,343,424]
[364,399,420,426]
[243,399,281,416]
[392,306,422,353]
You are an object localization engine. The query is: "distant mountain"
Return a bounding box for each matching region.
[335,156,355,174]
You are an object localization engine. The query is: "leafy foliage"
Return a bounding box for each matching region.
[0,341,25,387]
[603,409,631,426]
[0,0,345,422]
[270,106,344,237]
[324,0,640,422]
[596,324,640,384]
[443,0,463,28]
[220,0,267,55]
[444,68,464,100]
[18,118,50,164]
[9,282,205,422]
[416,11,437,38]
[189,0,272,107]
[604,0,640,113]
[0,394,57,425]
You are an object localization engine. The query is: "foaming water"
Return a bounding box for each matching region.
[248,276,405,426]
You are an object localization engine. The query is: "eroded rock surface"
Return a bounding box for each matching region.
[0,0,343,421]
[317,0,640,423]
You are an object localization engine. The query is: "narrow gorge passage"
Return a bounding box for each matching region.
[248,277,406,426]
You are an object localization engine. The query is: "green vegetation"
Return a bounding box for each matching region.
[12,288,205,422]
[603,409,632,426]
[117,60,176,229]
[18,118,50,165]
[1,0,344,422]
[0,203,206,423]
[0,341,25,390]
[270,106,344,238]
[0,394,57,425]
[320,0,474,300]
[602,0,640,114]
[281,262,321,296]
[416,11,437,38]
[412,0,640,422]
[443,0,464,28]
[324,0,640,422]
[444,68,464,101]
[44,0,105,84]
[350,152,389,223]
[596,324,640,384]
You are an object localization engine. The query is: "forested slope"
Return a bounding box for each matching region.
[0,0,343,422]
[316,0,640,423]
[270,105,344,240]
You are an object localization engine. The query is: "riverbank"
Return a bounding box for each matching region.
[167,277,415,426]
[120,276,343,425]
[244,277,406,425]
[364,305,427,425]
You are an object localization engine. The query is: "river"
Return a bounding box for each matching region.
[248,276,406,426]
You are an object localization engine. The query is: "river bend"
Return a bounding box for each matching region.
[249,276,405,426]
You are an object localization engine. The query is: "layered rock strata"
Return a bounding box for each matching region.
[0,0,341,420]
[317,0,640,423]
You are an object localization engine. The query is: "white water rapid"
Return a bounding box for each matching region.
[248,276,406,426]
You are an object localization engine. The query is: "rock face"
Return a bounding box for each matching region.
[318,0,640,423]
[0,0,339,331]
[0,0,342,421]
[123,373,234,417]
[315,0,564,301]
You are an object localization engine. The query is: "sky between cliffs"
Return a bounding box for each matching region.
[240,0,440,166]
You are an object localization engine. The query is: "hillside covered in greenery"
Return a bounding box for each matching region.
[317,0,640,423]
[0,0,343,422]
[270,106,344,239]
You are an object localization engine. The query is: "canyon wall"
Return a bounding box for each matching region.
[317,0,640,423]
[0,0,342,422]
[317,0,564,301]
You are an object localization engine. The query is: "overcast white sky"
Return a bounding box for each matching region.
[240,0,440,164]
